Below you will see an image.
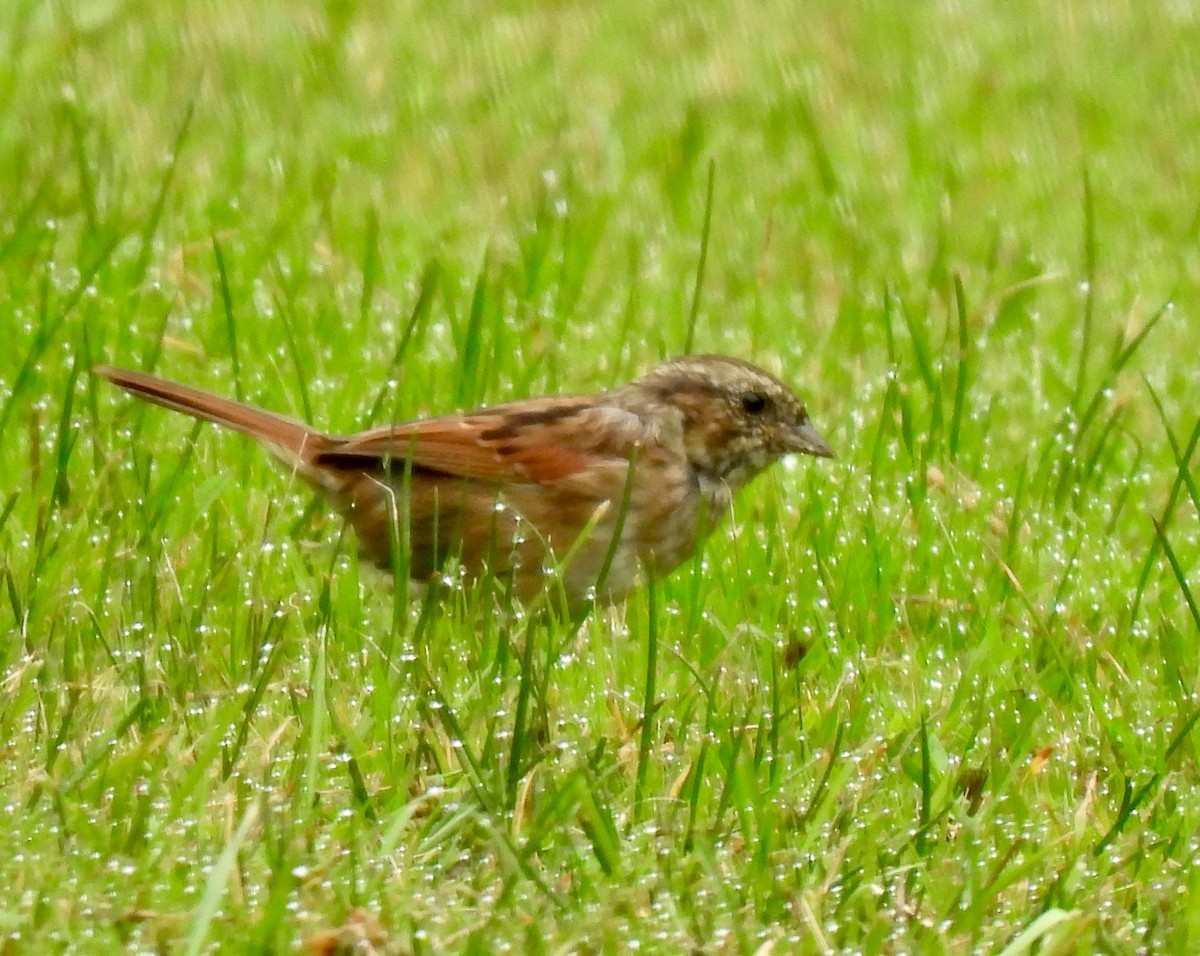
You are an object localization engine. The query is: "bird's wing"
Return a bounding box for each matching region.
[314,397,650,485]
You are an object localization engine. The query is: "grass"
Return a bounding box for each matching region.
[2,0,1199,951]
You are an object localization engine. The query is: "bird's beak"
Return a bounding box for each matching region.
[785,419,835,459]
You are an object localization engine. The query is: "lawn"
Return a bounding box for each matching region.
[2,0,1199,952]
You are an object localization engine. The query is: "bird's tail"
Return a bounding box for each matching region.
[94,364,329,468]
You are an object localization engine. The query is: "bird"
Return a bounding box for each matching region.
[95,355,833,612]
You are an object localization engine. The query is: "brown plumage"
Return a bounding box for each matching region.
[95,356,833,611]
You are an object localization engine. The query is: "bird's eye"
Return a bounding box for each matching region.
[741,391,768,415]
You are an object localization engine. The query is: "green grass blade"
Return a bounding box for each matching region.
[182,803,259,956]
[683,159,715,355]
[634,579,660,819]
[1152,518,1200,633]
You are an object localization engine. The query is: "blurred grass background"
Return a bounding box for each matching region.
[1,0,1199,951]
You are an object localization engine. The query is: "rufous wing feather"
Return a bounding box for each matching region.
[314,403,647,485]
[315,422,590,483]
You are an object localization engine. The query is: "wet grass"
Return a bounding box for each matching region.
[2,0,1199,952]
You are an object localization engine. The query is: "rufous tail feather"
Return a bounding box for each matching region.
[94,365,328,467]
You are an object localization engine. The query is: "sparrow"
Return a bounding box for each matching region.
[95,355,833,612]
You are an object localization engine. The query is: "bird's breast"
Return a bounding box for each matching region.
[626,459,730,579]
